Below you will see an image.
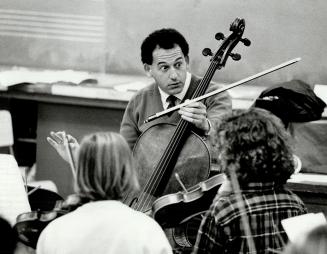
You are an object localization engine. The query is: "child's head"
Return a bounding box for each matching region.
[75,132,139,201]
[214,108,295,186]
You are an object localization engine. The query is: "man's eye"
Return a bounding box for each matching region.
[160,66,168,71]
[175,62,182,68]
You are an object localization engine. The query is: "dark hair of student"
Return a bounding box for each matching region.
[141,28,189,65]
[213,108,295,186]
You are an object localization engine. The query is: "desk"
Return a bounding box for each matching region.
[1,85,326,199]
[0,90,129,197]
[287,173,327,215]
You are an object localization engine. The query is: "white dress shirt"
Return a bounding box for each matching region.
[37,200,172,254]
[158,72,191,109]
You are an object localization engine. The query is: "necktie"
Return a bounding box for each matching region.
[166,95,177,109]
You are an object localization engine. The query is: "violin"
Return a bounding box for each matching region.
[152,173,226,228]
[14,193,83,249]
[14,206,67,249]
[14,134,78,249]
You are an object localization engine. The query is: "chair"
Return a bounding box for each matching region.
[0,154,31,226]
[0,110,14,155]
[0,110,58,193]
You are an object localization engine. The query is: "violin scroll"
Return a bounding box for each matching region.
[14,193,85,249]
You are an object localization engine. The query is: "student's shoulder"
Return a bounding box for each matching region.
[207,194,238,222]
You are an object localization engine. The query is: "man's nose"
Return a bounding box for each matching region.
[169,68,178,79]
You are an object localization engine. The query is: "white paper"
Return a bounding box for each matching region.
[113,81,151,92]
[0,67,90,89]
[282,212,327,242]
[0,154,31,225]
[288,173,327,183]
[51,84,134,101]
[314,84,327,104]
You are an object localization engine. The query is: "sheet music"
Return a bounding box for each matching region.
[0,154,31,225]
[0,67,90,90]
[282,212,327,242]
[288,173,327,184]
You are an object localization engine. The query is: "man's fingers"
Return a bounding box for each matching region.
[180,102,206,115]
[181,115,204,124]
[181,115,193,123]
[179,109,206,121]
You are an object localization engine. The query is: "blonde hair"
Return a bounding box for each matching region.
[75,132,139,201]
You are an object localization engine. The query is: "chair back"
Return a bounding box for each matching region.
[0,154,31,226]
[0,110,14,154]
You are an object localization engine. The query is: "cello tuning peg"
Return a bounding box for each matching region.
[241,38,251,46]
[215,32,225,41]
[230,53,241,61]
[202,48,213,57]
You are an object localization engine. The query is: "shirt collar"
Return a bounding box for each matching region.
[159,72,191,109]
[238,182,279,192]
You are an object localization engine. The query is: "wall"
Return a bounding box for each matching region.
[0,0,106,72]
[105,0,327,87]
[0,0,326,86]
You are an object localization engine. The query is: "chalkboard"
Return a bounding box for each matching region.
[105,0,327,87]
[1,0,326,87]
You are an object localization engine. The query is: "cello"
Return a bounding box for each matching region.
[128,18,250,216]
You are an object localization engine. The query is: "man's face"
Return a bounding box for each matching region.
[144,45,189,95]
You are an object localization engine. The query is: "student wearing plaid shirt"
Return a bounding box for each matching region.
[193,108,307,254]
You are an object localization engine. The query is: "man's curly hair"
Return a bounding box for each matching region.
[141,28,189,65]
[213,108,295,186]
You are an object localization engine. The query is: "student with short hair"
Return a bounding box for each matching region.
[193,108,307,254]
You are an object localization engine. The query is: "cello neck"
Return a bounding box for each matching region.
[133,18,249,212]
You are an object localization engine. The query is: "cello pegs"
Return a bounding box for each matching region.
[202,48,213,57]
[230,53,241,61]
[215,32,225,41]
[241,38,251,46]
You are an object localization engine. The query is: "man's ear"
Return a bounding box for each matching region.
[185,55,189,64]
[144,64,152,77]
[185,56,190,71]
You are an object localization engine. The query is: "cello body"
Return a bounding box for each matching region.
[126,123,211,213]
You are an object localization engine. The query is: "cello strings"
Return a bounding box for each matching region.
[137,113,190,211]
[137,59,219,212]
[137,121,187,211]
[138,95,203,210]
[136,121,187,210]
[137,57,219,211]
